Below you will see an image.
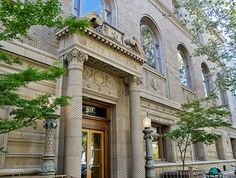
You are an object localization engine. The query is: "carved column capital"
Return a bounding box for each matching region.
[63,49,88,70]
[125,75,142,90]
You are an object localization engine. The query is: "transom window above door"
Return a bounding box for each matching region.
[82,104,107,118]
[73,0,113,25]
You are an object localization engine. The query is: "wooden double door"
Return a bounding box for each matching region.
[81,117,109,178]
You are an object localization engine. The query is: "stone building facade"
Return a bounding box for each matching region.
[0,0,236,178]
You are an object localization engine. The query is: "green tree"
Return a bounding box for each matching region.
[166,97,231,171]
[0,0,90,135]
[175,0,236,92]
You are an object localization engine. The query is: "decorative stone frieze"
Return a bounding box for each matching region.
[83,66,122,98]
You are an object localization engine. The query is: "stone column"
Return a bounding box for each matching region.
[127,76,145,178]
[63,49,88,178]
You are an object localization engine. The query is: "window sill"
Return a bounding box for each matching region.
[181,84,195,94]
[153,160,172,164]
[143,65,166,79]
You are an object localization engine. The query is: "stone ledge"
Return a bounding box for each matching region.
[153,159,236,168]
[0,168,40,176]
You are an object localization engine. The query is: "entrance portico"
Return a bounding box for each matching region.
[57,20,146,178]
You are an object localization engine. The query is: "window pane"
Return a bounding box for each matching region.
[230,138,236,159]
[177,51,187,86]
[141,26,157,68]
[104,0,112,24]
[151,124,169,162]
[73,0,79,16]
[80,0,103,17]
[152,138,160,159]
[104,9,112,24]
[201,67,211,96]
[220,90,228,107]
[82,104,107,118]
[81,132,88,178]
[91,133,103,178]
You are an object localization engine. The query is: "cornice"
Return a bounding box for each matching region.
[56,27,146,65]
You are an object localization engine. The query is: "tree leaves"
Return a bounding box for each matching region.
[176,0,236,91]
[0,0,62,40]
[166,97,231,169]
[0,64,70,134]
[0,0,90,41]
[0,0,90,137]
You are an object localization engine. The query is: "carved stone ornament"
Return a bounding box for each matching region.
[63,49,88,65]
[94,71,105,86]
[86,11,103,28]
[124,75,142,86]
[83,66,121,97]
[125,37,146,57]
[151,78,160,90]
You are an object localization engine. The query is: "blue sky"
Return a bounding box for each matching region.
[80,0,103,16]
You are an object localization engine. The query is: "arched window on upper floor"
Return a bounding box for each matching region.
[177,44,192,88]
[140,17,163,73]
[201,63,212,96]
[73,0,114,25]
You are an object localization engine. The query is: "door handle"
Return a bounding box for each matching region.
[89,164,101,169]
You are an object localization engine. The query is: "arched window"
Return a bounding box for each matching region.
[73,0,113,25]
[177,44,192,88]
[201,63,212,96]
[140,17,162,73]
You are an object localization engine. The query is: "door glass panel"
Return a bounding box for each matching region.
[90,132,102,178]
[81,131,88,178]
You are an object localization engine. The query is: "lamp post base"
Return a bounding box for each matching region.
[143,127,155,178]
[40,119,57,176]
[40,154,56,175]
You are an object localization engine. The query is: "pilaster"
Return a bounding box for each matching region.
[63,49,88,178]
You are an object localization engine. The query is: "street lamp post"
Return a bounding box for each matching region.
[40,118,57,175]
[143,116,155,178]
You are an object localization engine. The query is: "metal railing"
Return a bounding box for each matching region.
[0,175,71,178]
[154,166,204,178]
